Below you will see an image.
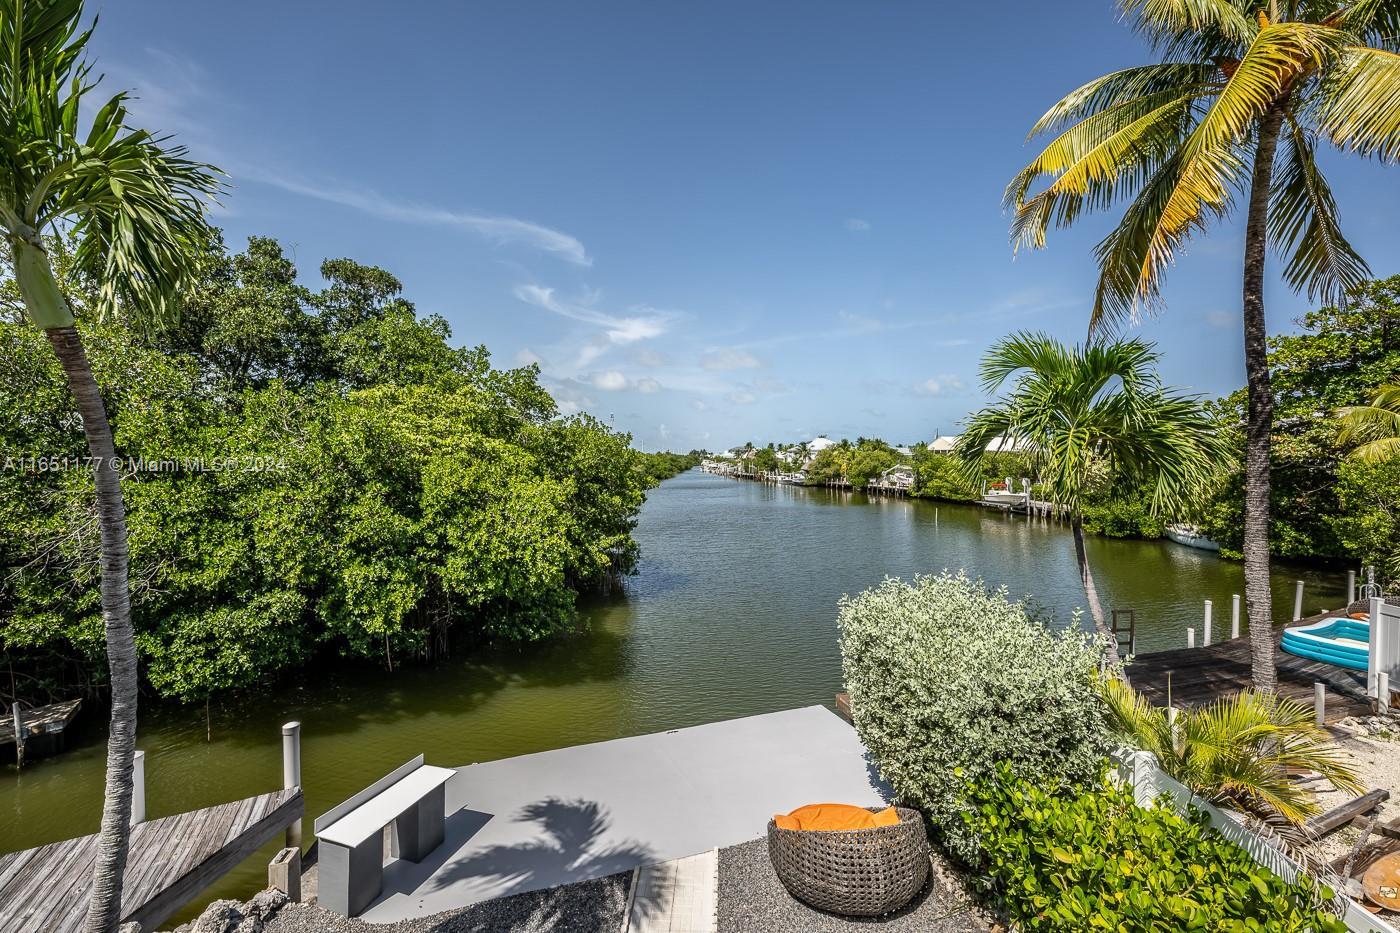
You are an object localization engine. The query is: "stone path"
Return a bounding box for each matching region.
[626,850,718,933]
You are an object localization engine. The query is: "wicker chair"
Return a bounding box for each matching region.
[766,805,929,916]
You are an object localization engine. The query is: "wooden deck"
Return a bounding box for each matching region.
[2,699,82,761]
[0,787,303,933]
[1126,612,1374,722]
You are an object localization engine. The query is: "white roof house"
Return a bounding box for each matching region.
[928,435,959,453]
[985,435,1033,453]
[807,436,837,452]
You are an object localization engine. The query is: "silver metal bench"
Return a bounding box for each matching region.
[312,755,456,917]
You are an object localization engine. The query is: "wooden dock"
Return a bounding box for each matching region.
[2,699,82,762]
[1126,612,1374,722]
[0,787,303,933]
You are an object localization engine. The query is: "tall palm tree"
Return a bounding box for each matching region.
[1338,383,1400,461]
[955,333,1224,670]
[1,2,219,929]
[1007,0,1400,692]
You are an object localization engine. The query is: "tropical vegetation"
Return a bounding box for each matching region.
[955,333,1223,668]
[1008,0,1400,692]
[837,571,1112,863]
[1,235,658,709]
[1099,678,1361,830]
[962,762,1345,932]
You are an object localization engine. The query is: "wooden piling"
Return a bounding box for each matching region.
[1314,683,1326,727]
[11,703,22,769]
[1381,673,1391,715]
[1348,569,1357,606]
[283,721,303,849]
[132,749,146,825]
[1203,600,1213,647]
[1231,594,1240,640]
[1294,580,1304,621]
[1187,627,1196,649]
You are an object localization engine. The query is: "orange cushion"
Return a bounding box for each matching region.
[774,803,880,831]
[773,814,800,831]
[870,806,901,827]
[1350,612,1370,621]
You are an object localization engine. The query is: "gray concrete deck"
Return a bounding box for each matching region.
[359,705,889,923]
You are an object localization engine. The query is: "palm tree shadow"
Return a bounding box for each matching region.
[427,797,664,929]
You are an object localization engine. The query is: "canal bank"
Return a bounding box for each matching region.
[1,469,1348,920]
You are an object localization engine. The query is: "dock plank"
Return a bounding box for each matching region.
[0,788,302,933]
[1127,610,1373,722]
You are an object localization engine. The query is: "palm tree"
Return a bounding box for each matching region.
[955,333,1224,670]
[1100,677,1361,829]
[1007,0,1400,693]
[1,2,219,929]
[1338,384,1400,461]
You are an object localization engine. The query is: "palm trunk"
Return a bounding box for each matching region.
[1072,514,1120,673]
[1242,104,1286,695]
[44,327,138,933]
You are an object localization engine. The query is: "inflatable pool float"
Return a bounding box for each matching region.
[1281,617,1370,672]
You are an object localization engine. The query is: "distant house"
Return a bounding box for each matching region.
[928,435,959,453]
[927,434,1030,454]
[894,446,913,457]
[871,464,916,489]
[808,435,837,453]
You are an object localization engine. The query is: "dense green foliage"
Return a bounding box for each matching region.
[1,235,651,703]
[1200,276,1400,564]
[837,572,1112,862]
[963,763,1344,933]
[635,450,704,486]
[803,437,901,487]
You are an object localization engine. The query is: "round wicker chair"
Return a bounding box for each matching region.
[766,805,929,916]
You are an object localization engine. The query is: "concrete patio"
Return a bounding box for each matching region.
[357,705,889,923]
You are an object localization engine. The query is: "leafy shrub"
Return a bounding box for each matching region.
[837,572,1112,861]
[963,763,1345,932]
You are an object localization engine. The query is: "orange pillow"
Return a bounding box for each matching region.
[870,806,901,827]
[773,803,888,831]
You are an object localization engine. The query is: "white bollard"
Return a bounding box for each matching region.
[11,703,22,769]
[1381,673,1391,715]
[283,722,302,849]
[1203,600,1213,647]
[1231,594,1241,640]
[1294,580,1304,621]
[1348,569,1357,606]
[1187,627,1196,649]
[132,750,146,825]
[1315,683,1326,727]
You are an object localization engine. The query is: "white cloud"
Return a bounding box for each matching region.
[845,218,871,233]
[727,390,757,405]
[250,176,592,266]
[515,285,675,346]
[592,371,628,391]
[935,338,972,347]
[701,348,761,370]
[635,377,662,394]
[634,348,669,367]
[692,399,708,412]
[914,374,966,396]
[515,347,544,367]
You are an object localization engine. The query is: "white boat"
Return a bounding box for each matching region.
[980,477,1030,509]
[1164,523,1221,552]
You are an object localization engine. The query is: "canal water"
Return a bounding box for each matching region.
[0,469,1348,916]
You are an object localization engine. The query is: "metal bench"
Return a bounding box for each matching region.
[312,755,456,917]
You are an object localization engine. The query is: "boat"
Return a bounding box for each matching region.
[1164,523,1221,552]
[1281,616,1370,672]
[979,478,1029,509]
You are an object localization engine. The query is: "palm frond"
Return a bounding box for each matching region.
[1118,0,1259,50]
[1268,119,1371,303]
[1009,90,1203,252]
[1316,45,1400,160]
[1338,385,1400,459]
[1336,0,1400,52]
[1026,63,1221,136]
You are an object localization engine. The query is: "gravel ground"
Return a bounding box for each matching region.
[258,872,629,933]
[1312,718,1400,866]
[716,838,996,932]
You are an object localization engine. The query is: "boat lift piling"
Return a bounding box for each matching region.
[1203,600,1213,647]
[1294,581,1305,622]
[1231,594,1241,640]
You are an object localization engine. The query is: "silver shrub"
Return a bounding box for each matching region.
[837,570,1112,862]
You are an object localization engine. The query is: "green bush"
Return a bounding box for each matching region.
[963,763,1345,932]
[837,572,1112,861]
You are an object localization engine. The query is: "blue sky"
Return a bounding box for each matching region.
[90,1,1400,453]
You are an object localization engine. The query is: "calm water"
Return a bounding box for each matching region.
[0,469,1348,916]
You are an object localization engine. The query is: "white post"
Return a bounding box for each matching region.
[1381,673,1391,715]
[10,703,22,769]
[1314,683,1326,727]
[132,749,146,825]
[1203,600,1213,647]
[1187,627,1196,649]
[1231,594,1241,640]
[283,721,302,849]
[1293,580,1304,621]
[1348,569,1357,606]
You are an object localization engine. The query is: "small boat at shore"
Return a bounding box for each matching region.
[1164,523,1221,552]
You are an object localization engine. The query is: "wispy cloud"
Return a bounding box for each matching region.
[514,285,675,344]
[591,371,628,390]
[700,348,762,370]
[845,218,871,233]
[635,377,662,394]
[249,175,593,266]
[914,374,966,396]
